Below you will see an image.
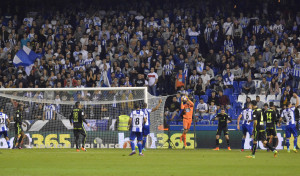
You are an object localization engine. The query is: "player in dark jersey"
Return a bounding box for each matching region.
[69,101,90,152]
[246,101,278,158]
[13,104,26,149]
[264,102,278,149]
[212,108,232,151]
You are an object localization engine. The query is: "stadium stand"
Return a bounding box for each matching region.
[0,0,299,128]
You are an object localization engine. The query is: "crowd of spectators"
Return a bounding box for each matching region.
[0,0,299,123]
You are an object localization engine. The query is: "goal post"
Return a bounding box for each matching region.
[0,87,166,149]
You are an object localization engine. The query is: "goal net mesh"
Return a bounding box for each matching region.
[0,88,167,149]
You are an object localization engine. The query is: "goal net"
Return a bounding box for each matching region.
[0,87,166,149]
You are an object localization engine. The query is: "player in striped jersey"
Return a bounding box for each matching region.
[0,111,11,148]
[43,104,56,120]
[128,103,146,156]
[292,60,300,89]
[237,103,253,151]
[279,94,299,153]
[141,99,162,150]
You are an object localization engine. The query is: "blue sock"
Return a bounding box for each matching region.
[137,141,142,154]
[7,141,10,148]
[250,139,253,149]
[286,139,290,150]
[130,141,135,151]
[142,137,146,149]
[294,138,297,149]
[241,138,245,149]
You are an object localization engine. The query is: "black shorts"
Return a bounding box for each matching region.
[253,129,267,142]
[266,126,277,137]
[73,128,86,137]
[14,124,23,135]
[216,126,229,136]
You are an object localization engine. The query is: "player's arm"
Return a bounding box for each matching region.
[128,117,132,130]
[69,111,73,126]
[227,115,232,123]
[211,114,219,121]
[53,108,56,120]
[237,114,242,130]
[81,110,90,127]
[42,111,45,121]
[252,111,257,129]
[6,116,10,127]
[152,99,162,112]
[171,109,179,120]
[294,93,299,107]
[187,97,194,107]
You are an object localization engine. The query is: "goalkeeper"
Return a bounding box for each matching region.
[69,101,90,152]
[180,96,194,148]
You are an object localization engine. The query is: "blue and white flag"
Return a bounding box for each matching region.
[13,46,37,75]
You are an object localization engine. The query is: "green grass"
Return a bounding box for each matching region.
[0,148,299,176]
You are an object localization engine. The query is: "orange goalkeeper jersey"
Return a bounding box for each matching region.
[181,100,194,120]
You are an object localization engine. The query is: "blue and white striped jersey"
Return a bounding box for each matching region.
[240,109,253,125]
[163,63,174,76]
[292,64,300,77]
[0,112,8,132]
[281,107,296,125]
[44,104,56,120]
[130,110,146,132]
[142,108,152,126]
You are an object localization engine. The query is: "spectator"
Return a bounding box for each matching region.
[256,96,264,109]
[269,77,280,95]
[280,90,291,108]
[223,68,234,89]
[244,97,252,109]
[194,78,206,97]
[242,77,255,94]
[259,77,269,95]
[208,90,220,108]
[147,67,158,96]
[218,90,230,109]
[208,100,217,121]
[196,98,208,120]
[175,69,186,91]
[165,96,180,121]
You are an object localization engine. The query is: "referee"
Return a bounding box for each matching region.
[69,101,90,152]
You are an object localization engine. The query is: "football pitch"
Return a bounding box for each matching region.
[1,149,299,176]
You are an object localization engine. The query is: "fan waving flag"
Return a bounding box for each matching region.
[13,46,38,75]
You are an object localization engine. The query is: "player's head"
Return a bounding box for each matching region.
[75,101,81,108]
[263,103,268,110]
[220,108,225,115]
[269,102,275,109]
[18,103,24,111]
[287,101,292,108]
[134,102,140,110]
[247,103,252,109]
[251,100,257,109]
[143,102,147,109]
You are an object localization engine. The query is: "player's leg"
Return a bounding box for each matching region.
[214,128,221,150]
[248,129,258,157]
[4,131,10,148]
[80,128,87,151]
[183,121,191,147]
[129,131,137,155]
[142,125,150,150]
[261,132,278,157]
[18,131,26,148]
[285,127,291,152]
[74,129,80,151]
[241,125,247,151]
[292,125,298,152]
[224,127,230,150]
[272,127,278,148]
[136,133,143,156]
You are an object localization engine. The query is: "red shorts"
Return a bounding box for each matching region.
[183,119,192,130]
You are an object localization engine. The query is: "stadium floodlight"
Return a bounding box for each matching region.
[0,87,166,149]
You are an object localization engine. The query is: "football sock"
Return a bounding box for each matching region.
[7,141,10,148]
[241,138,245,149]
[266,142,274,152]
[82,134,86,147]
[137,141,142,154]
[273,138,278,148]
[226,139,230,146]
[130,141,135,151]
[252,144,257,155]
[294,138,297,149]
[286,139,290,150]
[250,139,253,149]
[216,139,219,147]
[75,136,79,149]
[142,137,146,149]
[183,134,187,146]
[13,137,17,147]
[18,135,23,146]
[267,137,270,145]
